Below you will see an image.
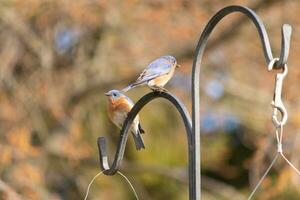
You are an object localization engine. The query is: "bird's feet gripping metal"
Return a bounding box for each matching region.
[151,86,169,93]
[268,58,288,128]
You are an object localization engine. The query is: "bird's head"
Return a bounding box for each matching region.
[105,90,124,103]
[163,55,180,68]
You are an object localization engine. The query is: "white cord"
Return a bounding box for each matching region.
[83,170,139,200]
[84,170,105,200]
[248,125,300,199]
[248,154,279,200]
[276,125,300,175]
[117,171,140,200]
[281,153,300,176]
[275,125,283,153]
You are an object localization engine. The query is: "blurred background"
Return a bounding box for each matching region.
[0,0,300,199]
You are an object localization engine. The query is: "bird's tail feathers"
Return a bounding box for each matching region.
[138,123,145,134]
[122,84,135,93]
[122,81,148,93]
[131,131,145,150]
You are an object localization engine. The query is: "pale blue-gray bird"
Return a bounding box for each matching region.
[122,55,180,92]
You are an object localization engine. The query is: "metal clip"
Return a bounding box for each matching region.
[268,58,288,127]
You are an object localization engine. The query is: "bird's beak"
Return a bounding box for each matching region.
[176,64,181,68]
[104,92,110,96]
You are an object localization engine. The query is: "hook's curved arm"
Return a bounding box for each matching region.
[98,92,193,177]
[191,5,292,200]
[278,24,292,68]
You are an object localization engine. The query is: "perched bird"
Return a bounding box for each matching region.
[105,90,145,150]
[122,55,180,92]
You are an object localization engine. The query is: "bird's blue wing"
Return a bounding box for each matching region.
[136,58,172,83]
[124,96,135,107]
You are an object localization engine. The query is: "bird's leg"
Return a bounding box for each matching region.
[151,86,168,93]
[158,87,168,93]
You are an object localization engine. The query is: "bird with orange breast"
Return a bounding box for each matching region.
[122,55,180,92]
[105,90,145,150]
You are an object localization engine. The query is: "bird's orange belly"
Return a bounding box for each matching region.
[148,74,171,87]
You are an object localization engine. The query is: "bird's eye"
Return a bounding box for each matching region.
[113,93,117,97]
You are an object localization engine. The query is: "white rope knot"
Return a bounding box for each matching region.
[277,143,283,153]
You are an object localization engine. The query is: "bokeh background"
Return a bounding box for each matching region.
[0,0,300,199]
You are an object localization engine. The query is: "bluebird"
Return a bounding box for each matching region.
[122,55,180,92]
[105,90,145,150]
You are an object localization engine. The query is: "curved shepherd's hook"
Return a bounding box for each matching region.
[97,5,292,200]
[192,5,292,200]
[98,92,195,196]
